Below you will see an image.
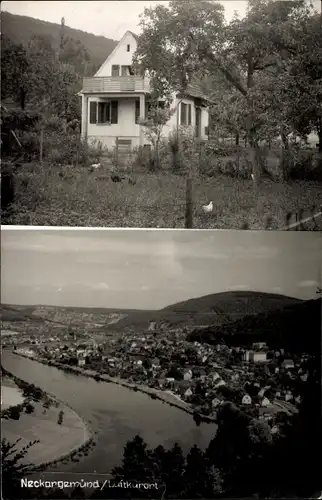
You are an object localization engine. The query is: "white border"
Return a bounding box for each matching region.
[1,226,233,231]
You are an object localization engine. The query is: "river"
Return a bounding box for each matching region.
[2,350,216,478]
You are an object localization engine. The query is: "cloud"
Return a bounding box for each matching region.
[297,280,319,288]
[92,282,110,290]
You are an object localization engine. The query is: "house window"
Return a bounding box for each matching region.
[135,100,150,123]
[89,101,118,124]
[135,100,140,123]
[98,102,110,124]
[180,103,191,126]
[111,65,120,76]
[121,65,129,76]
[205,126,209,136]
[127,44,130,52]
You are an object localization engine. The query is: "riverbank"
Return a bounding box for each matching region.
[1,363,95,470]
[14,350,216,424]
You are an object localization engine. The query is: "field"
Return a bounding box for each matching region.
[5,162,322,228]
[1,381,24,409]
[1,394,89,466]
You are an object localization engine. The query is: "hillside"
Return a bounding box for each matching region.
[1,291,301,331]
[105,291,301,332]
[1,11,117,69]
[188,298,321,354]
[163,291,300,315]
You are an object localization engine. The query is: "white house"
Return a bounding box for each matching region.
[184,387,193,398]
[184,369,193,381]
[242,394,252,405]
[261,397,271,407]
[79,31,210,150]
[214,379,226,389]
[212,397,221,408]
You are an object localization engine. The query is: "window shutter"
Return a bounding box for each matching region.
[135,100,140,123]
[89,102,97,124]
[180,103,186,125]
[105,103,111,123]
[111,101,118,124]
[188,104,191,126]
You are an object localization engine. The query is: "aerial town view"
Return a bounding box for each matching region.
[1,228,321,499]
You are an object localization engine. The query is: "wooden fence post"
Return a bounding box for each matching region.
[115,137,119,167]
[185,176,193,228]
[75,128,80,167]
[39,128,44,163]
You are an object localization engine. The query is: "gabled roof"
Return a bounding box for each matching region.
[94,30,138,77]
[127,31,138,41]
[178,84,213,104]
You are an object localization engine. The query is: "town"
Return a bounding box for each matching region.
[2,312,311,432]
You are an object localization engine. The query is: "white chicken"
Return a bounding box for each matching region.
[202,201,213,214]
[91,163,101,169]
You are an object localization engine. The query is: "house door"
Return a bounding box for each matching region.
[195,107,201,138]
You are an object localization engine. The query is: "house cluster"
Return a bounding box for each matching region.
[6,315,312,429]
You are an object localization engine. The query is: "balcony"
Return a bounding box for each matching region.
[82,76,151,94]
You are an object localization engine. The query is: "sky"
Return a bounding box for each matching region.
[2,1,249,39]
[1,229,320,310]
[2,1,320,40]
[3,1,321,40]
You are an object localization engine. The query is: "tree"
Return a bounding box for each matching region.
[7,405,22,420]
[134,0,321,181]
[139,102,175,169]
[57,410,64,425]
[112,435,156,484]
[133,0,225,94]
[1,37,29,109]
[152,442,185,497]
[142,358,152,370]
[1,437,39,499]
[183,445,219,498]
[24,403,35,414]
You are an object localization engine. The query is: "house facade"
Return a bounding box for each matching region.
[79,31,210,150]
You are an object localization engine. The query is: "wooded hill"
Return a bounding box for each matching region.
[188,298,321,355]
[1,291,301,332]
[1,11,117,70]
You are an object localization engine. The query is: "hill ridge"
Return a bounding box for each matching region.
[1,11,118,68]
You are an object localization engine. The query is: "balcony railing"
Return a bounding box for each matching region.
[82,76,151,93]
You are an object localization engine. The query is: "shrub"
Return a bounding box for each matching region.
[289,152,322,181]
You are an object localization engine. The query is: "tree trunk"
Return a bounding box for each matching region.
[185,177,193,229]
[317,117,322,153]
[246,49,262,185]
[280,131,289,181]
[20,88,26,110]
[235,132,240,146]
